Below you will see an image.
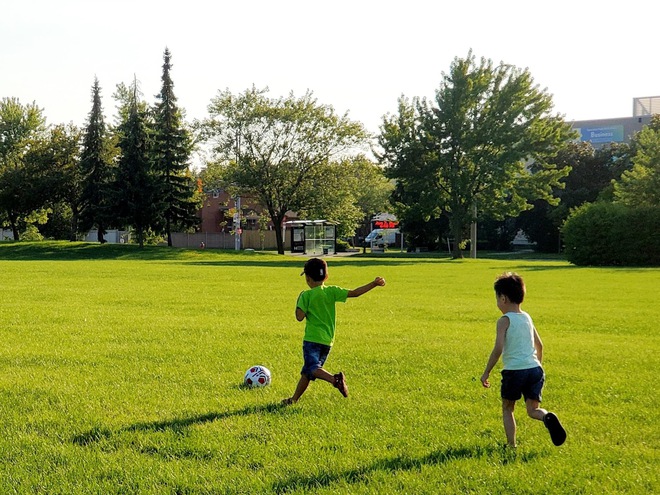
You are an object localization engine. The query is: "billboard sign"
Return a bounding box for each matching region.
[576,125,624,144]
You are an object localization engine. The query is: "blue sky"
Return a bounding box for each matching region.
[3,0,659,142]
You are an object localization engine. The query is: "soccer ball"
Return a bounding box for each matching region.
[243,365,271,388]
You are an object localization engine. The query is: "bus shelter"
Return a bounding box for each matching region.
[284,220,337,256]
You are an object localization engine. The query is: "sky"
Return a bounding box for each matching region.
[3,0,659,155]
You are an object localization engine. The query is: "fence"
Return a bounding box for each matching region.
[171,230,291,251]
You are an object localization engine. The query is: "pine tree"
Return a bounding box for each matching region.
[113,78,160,248]
[79,78,114,243]
[152,48,198,246]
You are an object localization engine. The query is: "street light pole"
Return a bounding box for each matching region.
[234,195,241,251]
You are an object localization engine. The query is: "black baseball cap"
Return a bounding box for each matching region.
[300,258,327,282]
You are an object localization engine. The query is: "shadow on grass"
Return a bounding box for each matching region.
[0,241,194,261]
[272,444,541,493]
[0,241,448,265]
[72,402,287,446]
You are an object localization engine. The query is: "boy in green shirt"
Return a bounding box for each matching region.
[282,258,385,405]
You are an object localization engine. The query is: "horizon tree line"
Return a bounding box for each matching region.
[0,49,657,256]
[0,48,200,246]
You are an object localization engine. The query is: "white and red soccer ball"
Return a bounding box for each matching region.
[243,365,271,388]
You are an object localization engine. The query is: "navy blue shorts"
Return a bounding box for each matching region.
[501,366,544,402]
[301,341,331,380]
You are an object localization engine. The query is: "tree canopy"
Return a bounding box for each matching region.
[203,86,368,254]
[614,115,660,207]
[0,98,48,240]
[378,52,575,257]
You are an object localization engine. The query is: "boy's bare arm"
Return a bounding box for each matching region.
[347,277,386,298]
[533,327,543,363]
[295,307,306,321]
[481,316,508,388]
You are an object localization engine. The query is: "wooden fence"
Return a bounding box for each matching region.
[171,231,291,251]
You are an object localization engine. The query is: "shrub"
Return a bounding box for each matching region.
[335,238,350,252]
[562,202,660,265]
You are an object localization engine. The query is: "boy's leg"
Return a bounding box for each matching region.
[312,368,335,383]
[314,368,348,397]
[283,375,311,405]
[525,399,547,421]
[502,399,517,447]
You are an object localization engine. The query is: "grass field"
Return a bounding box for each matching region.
[0,242,657,494]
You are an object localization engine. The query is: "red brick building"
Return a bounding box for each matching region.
[199,189,285,233]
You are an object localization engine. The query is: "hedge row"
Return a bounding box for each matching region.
[562,202,660,266]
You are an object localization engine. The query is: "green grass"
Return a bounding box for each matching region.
[0,242,657,494]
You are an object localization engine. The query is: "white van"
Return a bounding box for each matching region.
[365,228,399,247]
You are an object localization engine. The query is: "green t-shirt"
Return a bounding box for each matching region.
[296,285,349,346]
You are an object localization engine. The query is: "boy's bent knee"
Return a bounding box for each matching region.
[525,399,546,420]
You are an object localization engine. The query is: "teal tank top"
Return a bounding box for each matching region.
[502,311,542,370]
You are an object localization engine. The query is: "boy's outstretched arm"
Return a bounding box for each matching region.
[347,277,386,298]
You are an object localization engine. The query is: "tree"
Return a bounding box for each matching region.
[378,52,574,258]
[348,155,393,235]
[297,155,392,239]
[31,124,82,240]
[378,97,445,250]
[112,79,161,248]
[0,97,47,240]
[152,48,199,246]
[517,141,633,252]
[204,86,368,254]
[614,115,660,207]
[79,78,116,243]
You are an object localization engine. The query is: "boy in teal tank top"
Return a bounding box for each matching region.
[282,258,385,405]
[481,272,566,448]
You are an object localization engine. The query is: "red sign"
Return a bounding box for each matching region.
[373,220,398,229]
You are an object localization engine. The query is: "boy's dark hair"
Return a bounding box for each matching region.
[301,258,327,282]
[494,272,526,304]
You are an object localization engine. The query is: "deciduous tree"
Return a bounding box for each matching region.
[614,115,660,207]
[0,98,47,240]
[379,52,574,258]
[204,86,367,254]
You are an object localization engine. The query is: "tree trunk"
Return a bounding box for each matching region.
[450,216,464,259]
[9,213,19,241]
[136,226,144,248]
[269,210,286,254]
[166,216,172,247]
[274,217,285,254]
[97,223,106,244]
[69,208,78,242]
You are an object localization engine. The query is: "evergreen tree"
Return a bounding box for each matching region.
[113,79,160,248]
[79,78,115,243]
[152,48,198,246]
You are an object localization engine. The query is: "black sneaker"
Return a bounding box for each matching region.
[543,412,566,446]
[334,372,348,398]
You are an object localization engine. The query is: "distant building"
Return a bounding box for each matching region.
[199,189,296,233]
[570,96,659,147]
